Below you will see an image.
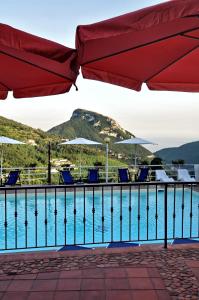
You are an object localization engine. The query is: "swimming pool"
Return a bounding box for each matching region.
[0,184,198,251]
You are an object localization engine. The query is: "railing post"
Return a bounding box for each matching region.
[28,168,31,185]
[164,183,168,249]
[47,142,51,185]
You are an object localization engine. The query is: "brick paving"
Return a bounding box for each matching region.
[0,244,198,299]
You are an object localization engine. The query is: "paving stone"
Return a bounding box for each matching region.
[2,292,29,300]
[0,247,199,298]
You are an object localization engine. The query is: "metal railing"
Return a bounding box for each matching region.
[0,181,198,251]
[0,163,198,185]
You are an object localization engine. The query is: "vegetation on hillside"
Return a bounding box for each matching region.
[0,109,153,169]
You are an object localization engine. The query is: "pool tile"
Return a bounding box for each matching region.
[28,291,54,300]
[36,271,59,280]
[59,270,82,279]
[7,280,33,291]
[31,279,57,291]
[151,278,166,289]
[54,291,80,300]
[191,267,199,280]
[14,274,37,280]
[147,268,161,278]
[132,290,158,300]
[80,291,105,300]
[57,279,81,290]
[105,278,129,290]
[156,290,171,300]
[186,260,199,268]
[129,278,153,290]
[104,268,126,278]
[126,267,148,277]
[2,292,29,300]
[81,278,105,290]
[106,290,132,300]
[82,268,104,278]
[0,281,11,292]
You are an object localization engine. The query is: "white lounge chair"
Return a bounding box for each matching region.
[177,169,196,182]
[155,170,174,182]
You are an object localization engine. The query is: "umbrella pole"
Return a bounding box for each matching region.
[105,143,109,183]
[0,145,3,185]
[134,144,138,167]
[79,147,82,181]
[47,142,51,185]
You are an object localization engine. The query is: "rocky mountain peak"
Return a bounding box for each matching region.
[48,108,151,161]
[70,108,133,139]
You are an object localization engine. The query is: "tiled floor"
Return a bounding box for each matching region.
[0,266,170,300]
[0,244,199,299]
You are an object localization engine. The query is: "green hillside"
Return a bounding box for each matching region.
[0,116,59,168]
[155,141,199,164]
[0,109,152,169]
[48,108,151,163]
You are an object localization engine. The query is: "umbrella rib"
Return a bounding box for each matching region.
[0,49,73,82]
[145,43,199,82]
[182,33,199,41]
[81,25,199,66]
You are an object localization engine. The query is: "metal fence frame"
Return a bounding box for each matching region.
[0,181,198,251]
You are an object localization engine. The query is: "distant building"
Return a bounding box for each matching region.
[27,139,37,146]
[51,158,72,167]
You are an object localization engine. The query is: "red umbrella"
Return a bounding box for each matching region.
[76,0,199,92]
[0,24,79,100]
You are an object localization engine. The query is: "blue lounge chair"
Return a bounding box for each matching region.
[87,168,99,183]
[60,170,74,184]
[136,167,149,182]
[107,242,139,248]
[173,238,199,245]
[4,170,21,186]
[58,245,91,251]
[118,168,131,183]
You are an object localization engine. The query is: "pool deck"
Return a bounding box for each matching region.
[0,244,198,299]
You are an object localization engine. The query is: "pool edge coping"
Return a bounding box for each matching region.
[0,243,198,262]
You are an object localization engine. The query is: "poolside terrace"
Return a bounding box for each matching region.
[0,243,198,299]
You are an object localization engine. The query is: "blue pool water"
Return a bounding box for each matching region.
[0,187,198,251]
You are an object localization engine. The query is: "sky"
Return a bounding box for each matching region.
[0,0,199,152]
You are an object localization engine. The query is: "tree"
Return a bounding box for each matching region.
[150,157,163,170]
[172,159,185,165]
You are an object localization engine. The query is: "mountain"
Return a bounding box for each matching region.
[155,141,199,164]
[48,108,151,162]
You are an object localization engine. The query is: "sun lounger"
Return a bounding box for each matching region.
[118,168,131,183]
[87,168,99,183]
[155,170,174,182]
[4,169,21,186]
[59,170,74,184]
[136,167,149,182]
[177,169,196,182]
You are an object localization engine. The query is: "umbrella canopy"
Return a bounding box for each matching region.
[76,0,199,92]
[0,24,79,100]
[0,136,25,145]
[115,137,155,166]
[0,136,25,181]
[115,137,155,145]
[60,138,102,179]
[61,137,102,145]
